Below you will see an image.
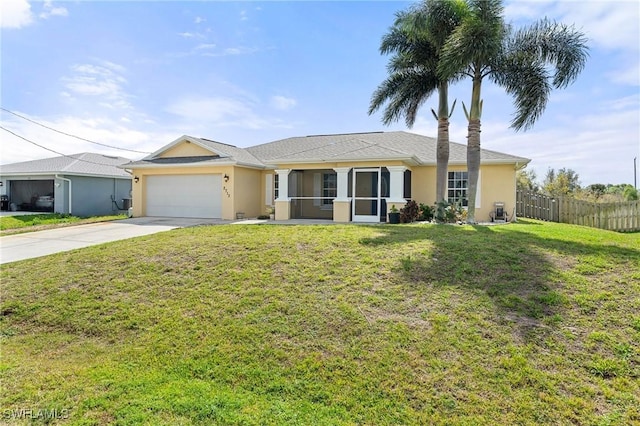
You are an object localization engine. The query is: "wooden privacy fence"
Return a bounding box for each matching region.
[516,190,559,222]
[516,190,640,232]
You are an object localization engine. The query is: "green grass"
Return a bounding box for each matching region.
[1,219,639,425]
[0,213,126,233]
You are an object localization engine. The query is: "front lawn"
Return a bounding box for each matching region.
[0,213,126,234]
[1,220,638,425]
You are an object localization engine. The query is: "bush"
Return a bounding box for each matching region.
[418,203,434,221]
[435,200,467,223]
[400,200,419,223]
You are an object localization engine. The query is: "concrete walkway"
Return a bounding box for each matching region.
[0,217,228,264]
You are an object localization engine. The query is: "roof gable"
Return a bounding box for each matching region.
[145,135,225,160]
[126,135,265,169]
[158,140,218,158]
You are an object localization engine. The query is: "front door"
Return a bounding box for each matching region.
[352,168,381,222]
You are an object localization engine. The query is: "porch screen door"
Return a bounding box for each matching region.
[352,168,381,222]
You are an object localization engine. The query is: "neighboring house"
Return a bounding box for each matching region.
[122,131,529,222]
[0,153,132,217]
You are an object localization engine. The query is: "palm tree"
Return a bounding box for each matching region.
[369,0,467,204]
[438,0,588,223]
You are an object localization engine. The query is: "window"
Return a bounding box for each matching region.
[274,174,279,200]
[322,173,337,205]
[448,171,468,207]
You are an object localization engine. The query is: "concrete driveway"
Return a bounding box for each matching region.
[0,217,228,264]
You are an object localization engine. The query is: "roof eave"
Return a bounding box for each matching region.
[0,171,131,179]
[263,155,422,166]
[123,160,239,169]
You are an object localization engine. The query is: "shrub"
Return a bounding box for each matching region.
[400,200,419,223]
[418,203,434,222]
[435,200,468,223]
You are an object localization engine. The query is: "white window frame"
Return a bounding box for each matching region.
[447,170,481,208]
[448,171,469,207]
[322,172,337,206]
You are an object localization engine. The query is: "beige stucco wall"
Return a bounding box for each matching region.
[475,164,518,222]
[261,162,518,222]
[159,142,215,158]
[130,159,516,222]
[411,166,437,206]
[233,167,262,218]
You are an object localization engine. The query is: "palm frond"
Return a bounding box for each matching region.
[510,18,589,88]
[492,56,551,131]
[369,69,439,127]
[439,0,505,80]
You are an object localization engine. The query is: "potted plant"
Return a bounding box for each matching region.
[388,204,400,224]
[267,205,275,220]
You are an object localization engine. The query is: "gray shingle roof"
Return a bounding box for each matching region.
[196,138,264,167]
[247,131,530,165]
[122,131,530,169]
[0,153,132,178]
[122,135,265,168]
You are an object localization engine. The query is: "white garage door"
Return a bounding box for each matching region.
[146,174,222,218]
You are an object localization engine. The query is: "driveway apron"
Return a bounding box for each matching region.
[0,218,225,264]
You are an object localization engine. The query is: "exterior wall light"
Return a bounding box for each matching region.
[224,174,230,182]
[134,176,140,183]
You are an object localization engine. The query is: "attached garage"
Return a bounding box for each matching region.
[145,174,222,218]
[8,179,55,212]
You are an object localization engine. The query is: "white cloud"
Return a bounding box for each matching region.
[166,96,293,130]
[480,101,640,186]
[0,0,33,29]
[61,62,133,110]
[240,10,248,21]
[194,43,216,51]
[177,32,204,39]
[270,96,297,111]
[222,46,258,56]
[506,2,639,89]
[194,16,206,24]
[39,0,67,19]
[607,62,640,86]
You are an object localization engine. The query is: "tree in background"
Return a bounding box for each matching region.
[438,0,588,223]
[542,168,581,197]
[584,183,607,200]
[516,167,539,192]
[369,0,466,203]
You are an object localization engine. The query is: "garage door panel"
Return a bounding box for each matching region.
[146,175,221,218]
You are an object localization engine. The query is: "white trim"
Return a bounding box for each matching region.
[262,155,421,166]
[275,169,291,201]
[55,174,72,215]
[0,172,130,179]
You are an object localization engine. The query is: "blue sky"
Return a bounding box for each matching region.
[1,0,639,186]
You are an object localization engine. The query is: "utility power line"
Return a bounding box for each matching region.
[0,107,151,154]
[0,126,131,168]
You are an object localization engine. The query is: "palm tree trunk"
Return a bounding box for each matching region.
[436,82,450,203]
[466,72,482,224]
[466,118,481,223]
